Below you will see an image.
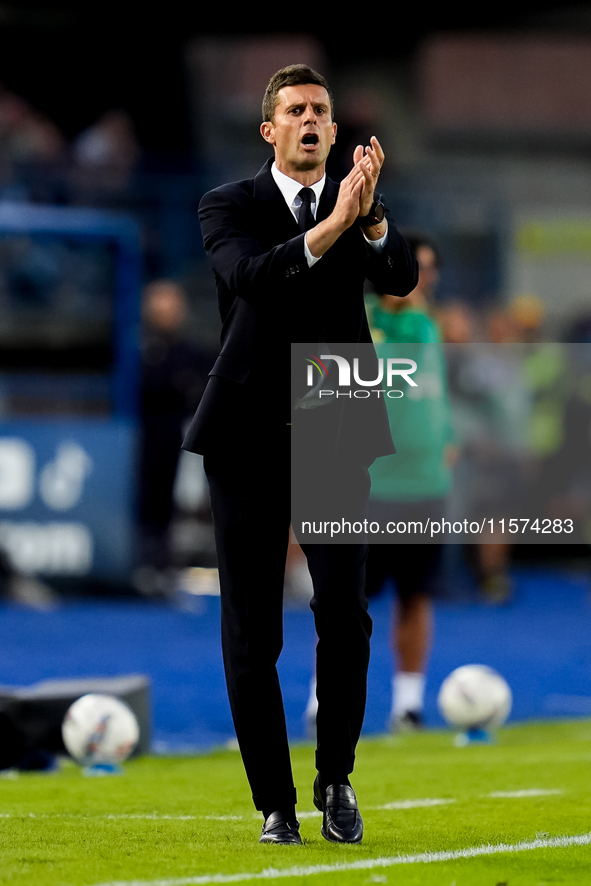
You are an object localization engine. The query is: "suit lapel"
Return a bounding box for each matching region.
[252,159,300,240]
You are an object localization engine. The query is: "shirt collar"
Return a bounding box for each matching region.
[271,162,326,211]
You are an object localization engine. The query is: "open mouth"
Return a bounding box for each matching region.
[301,133,319,146]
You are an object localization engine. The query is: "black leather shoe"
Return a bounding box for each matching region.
[259,811,302,845]
[313,776,363,843]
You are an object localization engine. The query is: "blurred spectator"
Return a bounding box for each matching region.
[445,301,532,603]
[487,306,518,344]
[436,300,476,344]
[0,86,64,186]
[508,293,546,343]
[566,309,591,344]
[134,280,212,597]
[72,109,140,196]
[517,296,575,534]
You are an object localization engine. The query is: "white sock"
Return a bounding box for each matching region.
[305,676,318,718]
[392,672,425,717]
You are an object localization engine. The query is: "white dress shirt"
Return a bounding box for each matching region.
[271,161,387,268]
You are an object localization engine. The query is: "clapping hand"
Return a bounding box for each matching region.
[306,136,386,257]
[353,136,384,217]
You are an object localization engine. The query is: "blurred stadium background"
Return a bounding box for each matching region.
[0,1,590,753]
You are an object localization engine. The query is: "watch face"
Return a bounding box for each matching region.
[358,202,385,226]
[373,202,385,223]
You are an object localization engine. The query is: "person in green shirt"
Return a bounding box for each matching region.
[366,232,454,732]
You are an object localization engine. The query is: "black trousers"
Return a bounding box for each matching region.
[204,428,372,812]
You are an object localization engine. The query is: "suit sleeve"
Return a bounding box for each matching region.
[199,186,310,306]
[364,200,418,297]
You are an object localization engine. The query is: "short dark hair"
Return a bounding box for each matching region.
[262,64,334,123]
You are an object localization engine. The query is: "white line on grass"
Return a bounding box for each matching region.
[374,798,454,810]
[0,792,562,824]
[107,814,252,822]
[271,801,454,819]
[89,831,591,886]
[488,789,563,798]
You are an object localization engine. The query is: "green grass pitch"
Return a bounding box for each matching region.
[1,719,590,886]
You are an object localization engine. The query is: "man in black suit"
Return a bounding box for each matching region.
[183,65,417,845]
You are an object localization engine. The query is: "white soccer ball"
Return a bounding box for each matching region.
[437,664,512,731]
[62,693,139,766]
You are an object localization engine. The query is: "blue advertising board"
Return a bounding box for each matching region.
[0,203,142,583]
[0,420,137,580]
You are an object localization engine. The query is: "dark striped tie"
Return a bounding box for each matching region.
[298,187,316,232]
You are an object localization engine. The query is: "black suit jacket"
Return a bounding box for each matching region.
[182,158,418,459]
